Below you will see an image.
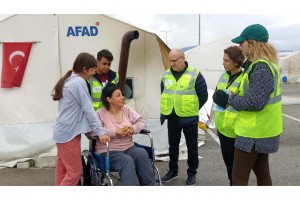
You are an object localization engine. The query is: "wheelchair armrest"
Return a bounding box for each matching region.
[87,135,109,153]
[139,129,150,134]
[89,135,99,140]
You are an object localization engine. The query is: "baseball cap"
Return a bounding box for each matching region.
[231,24,269,44]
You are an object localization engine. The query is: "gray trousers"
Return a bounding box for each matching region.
[102,145,156,186]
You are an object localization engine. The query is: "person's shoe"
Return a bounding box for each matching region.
[161,170,178,183]
[185,174,196,186]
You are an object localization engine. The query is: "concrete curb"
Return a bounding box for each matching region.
[36,153,56,168]
[282,96,300,105]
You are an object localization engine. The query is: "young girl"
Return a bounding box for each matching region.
[51,52,110,186]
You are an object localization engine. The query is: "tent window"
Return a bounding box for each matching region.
[124,77,133,99]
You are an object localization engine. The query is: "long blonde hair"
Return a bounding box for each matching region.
[247,40,278,64]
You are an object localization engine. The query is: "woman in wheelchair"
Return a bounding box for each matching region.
[95,83,156,186]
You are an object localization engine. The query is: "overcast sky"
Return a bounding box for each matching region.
[109,14,300,52]
[1,13,299,52]
[1,1,299,52]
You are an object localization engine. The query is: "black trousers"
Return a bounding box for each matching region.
[167,114,199,175]
[218,130,235,186]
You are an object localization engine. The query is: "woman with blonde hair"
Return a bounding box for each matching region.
[229,24,283,186]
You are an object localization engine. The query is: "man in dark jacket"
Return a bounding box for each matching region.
[160,48,208,186]
[88,49,119,111]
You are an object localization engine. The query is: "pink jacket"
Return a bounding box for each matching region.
[95,105,146,154]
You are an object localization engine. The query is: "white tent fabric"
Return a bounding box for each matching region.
[0,14,171,168]
[0,15,224,168]
[186,38,300,87]
[186,36,235,90]
[279,51,300,83]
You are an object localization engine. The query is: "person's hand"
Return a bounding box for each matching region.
[98,134,110,144]
[123,126,134,136]
[116,126,133,137]
[213,89,229,109]
[116,128,126,136]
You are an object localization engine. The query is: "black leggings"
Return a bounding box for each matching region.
[218,131,235,186]
[232,148,272,186]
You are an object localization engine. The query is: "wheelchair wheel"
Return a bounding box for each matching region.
[80,150,112,186]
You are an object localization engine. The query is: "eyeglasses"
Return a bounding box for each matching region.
[169,56,183,63]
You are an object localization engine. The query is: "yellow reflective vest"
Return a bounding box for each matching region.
[214,70,243,138]
[89,73,119,111]
[234,60,283,138]
[160,66,200,117]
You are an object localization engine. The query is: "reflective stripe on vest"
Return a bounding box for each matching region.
[160,66,200,117]
[214,71,243,138]
[89,74,119,111]
[235,60,283,138]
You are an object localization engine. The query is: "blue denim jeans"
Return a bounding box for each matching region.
[102,145,156,186]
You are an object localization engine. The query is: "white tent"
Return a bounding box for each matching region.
[186,36,236,90]
[0,14,171,168]
[278,51,300,83]
[187,37,300,87]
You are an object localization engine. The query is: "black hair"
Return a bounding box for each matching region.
[97,49,114,62]
[101,83,121,110]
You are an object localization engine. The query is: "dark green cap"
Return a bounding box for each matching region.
[231,24,269,43]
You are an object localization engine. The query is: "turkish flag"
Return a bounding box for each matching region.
[1,42,33,88]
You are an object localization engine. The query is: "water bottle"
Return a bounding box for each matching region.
[212,89,229,112]
[213,103,225,112]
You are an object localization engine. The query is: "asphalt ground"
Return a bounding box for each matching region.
[0,84,299,186]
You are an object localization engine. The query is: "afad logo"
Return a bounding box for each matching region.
[66,22,100,37]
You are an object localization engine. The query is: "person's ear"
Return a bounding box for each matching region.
[107,97,112,103]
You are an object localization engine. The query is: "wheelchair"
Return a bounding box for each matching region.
[79,129,162,186]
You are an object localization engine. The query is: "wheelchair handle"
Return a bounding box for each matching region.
[139,129,150,134]
[105,141,110,173]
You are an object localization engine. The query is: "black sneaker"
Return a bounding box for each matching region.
[161,170,178,183]
[185,174,196,186]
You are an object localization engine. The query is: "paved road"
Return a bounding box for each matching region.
[281,83,300,97]
[159,105,300,186]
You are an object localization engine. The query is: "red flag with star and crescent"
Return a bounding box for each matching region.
[1,42,33,88]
